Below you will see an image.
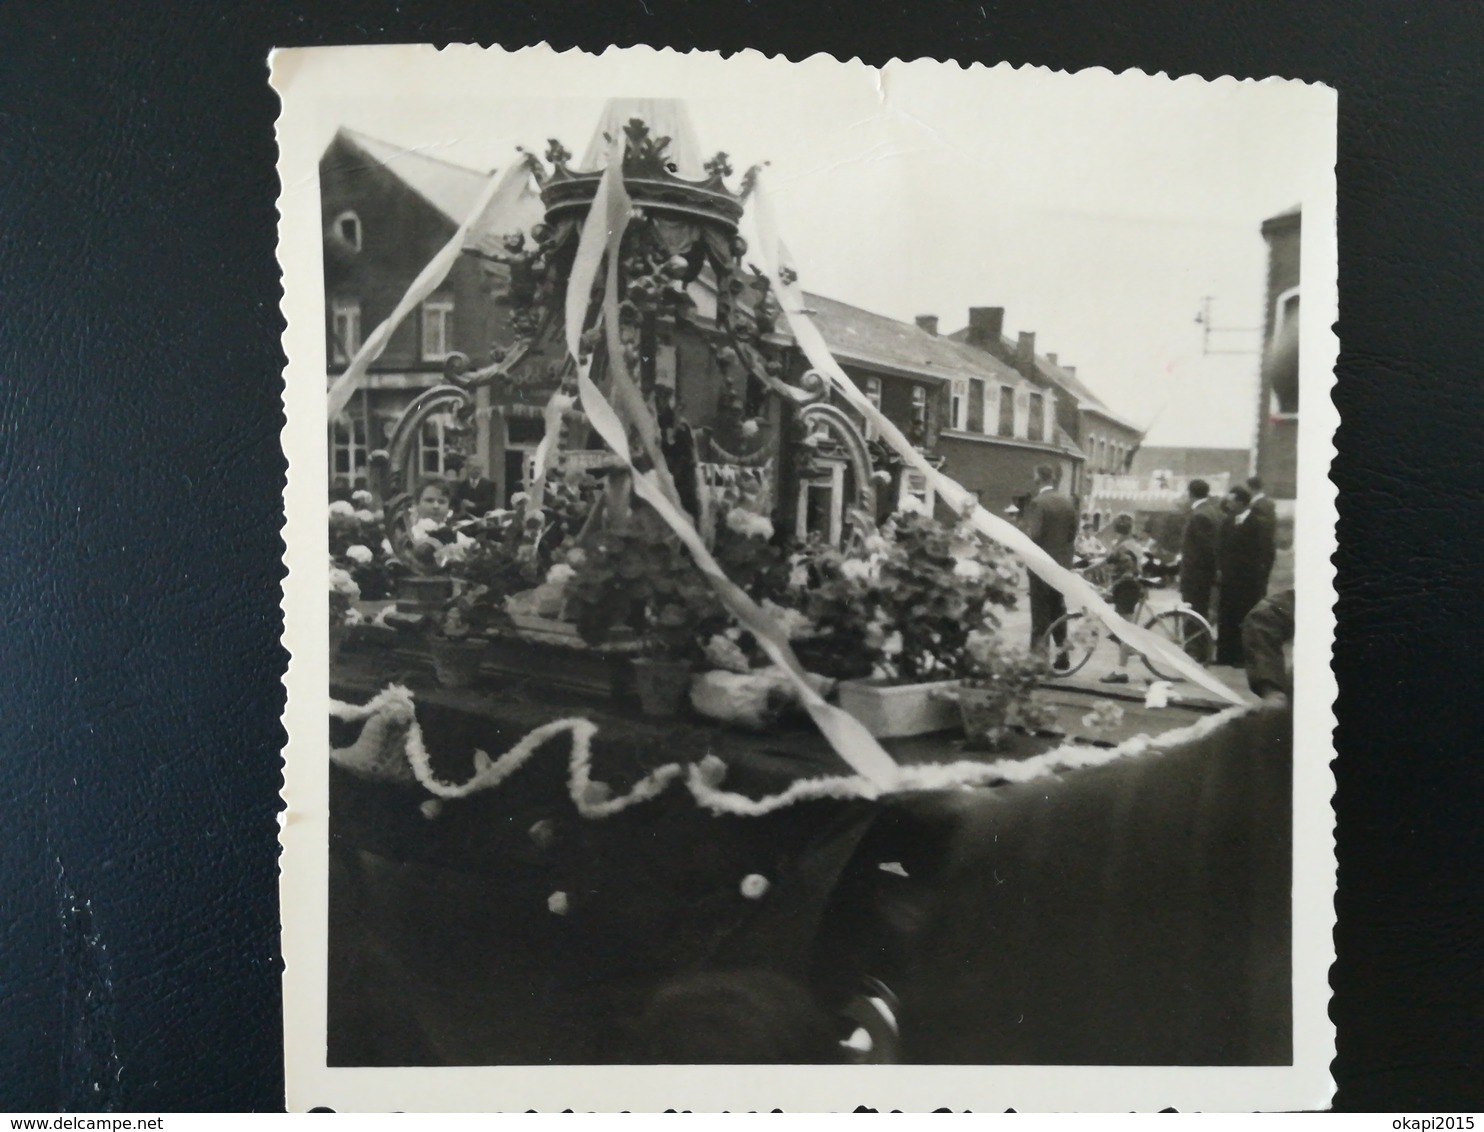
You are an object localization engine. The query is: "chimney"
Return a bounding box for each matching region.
[966,306,1005,353]
[1064,365,1076,377]
[1046,352,1057,366]
[1016,331,1037,382]
[915,314,939,336]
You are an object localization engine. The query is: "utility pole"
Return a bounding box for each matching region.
[1194,296,1260,356]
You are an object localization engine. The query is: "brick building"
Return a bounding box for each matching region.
[947,307,1144,515]
[320,128,543,494]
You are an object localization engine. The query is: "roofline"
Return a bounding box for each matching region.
[1077,401,1144,435]
[333,129,495,225]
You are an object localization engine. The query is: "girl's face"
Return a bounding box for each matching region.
[417,487,450,523]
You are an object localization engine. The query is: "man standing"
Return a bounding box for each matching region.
[1246,474,1279,591]
[1215,484,1267,666]
[1021,464,1078,668]
[452,458,500,518]
[1178,479,1221,620]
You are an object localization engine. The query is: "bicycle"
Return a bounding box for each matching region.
[1038,559,1215,682]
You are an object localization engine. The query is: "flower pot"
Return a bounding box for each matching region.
[957,683,1015,751]
[631,656,692,719]
[428,636,487,689]
[836,678,960,738]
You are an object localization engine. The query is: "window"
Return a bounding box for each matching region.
[330,298,361,365]
[1274,286,1300,331]
[331,417,368,478]
[1028,392,1045,442]
[419,418,450,475]
[862,375,882,439]
[421,296,455,362]
[910,385,928,442]
[950,378,968,431]
[333,210,362,251]
[997,385,1015,437]
[899,470,935,515]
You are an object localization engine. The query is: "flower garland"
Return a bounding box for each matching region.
[330,685,1253,822]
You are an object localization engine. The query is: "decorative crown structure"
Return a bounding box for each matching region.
[541,117,745,231]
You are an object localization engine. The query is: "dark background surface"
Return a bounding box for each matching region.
[0,0,1480,1113]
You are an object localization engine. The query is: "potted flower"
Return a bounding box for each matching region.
[809,510,1023,738]
[564,504,723,718]
[955,632,1052,751]
[425,532,527,689]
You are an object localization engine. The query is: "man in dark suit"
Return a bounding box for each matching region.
[1215,484,1268,666]
[452,458,500,518]
[1245,475,1279,591]
[1178,478,1221,620]
[1021,464,1078,668]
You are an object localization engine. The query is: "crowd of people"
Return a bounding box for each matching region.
[1021,464,1294,700]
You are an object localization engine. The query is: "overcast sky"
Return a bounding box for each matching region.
[296,47,1334,448]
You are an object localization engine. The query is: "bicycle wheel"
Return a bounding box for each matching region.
[1139,608,1215,681]
[1040,611,1100,677]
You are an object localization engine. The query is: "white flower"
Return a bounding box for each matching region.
[545,563,576,586]
[759,599,813,641]
[328,567,360,598]
[880,630,904,657]
[703,633,752,674]
[740,418,760,438]
[345,544,373,565]
[328,500,355,518]
[410,517,441,544]
[381,538,394,555]
[355,509,376,524]
[725,508,774,540]
[547,891,569,916]
[351,490,374,507]
[953,557,985,581]
[862,533,890,555]
[565,547,587,567]
[433,541,467,569]
[840,558,873,584]
[740,873,770,900]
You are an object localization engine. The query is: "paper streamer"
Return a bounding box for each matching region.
[750,172,1243,707]
[327,162,529,420]
[564,139,900,786]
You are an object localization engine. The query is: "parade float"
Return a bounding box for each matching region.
[325,101,1289,1067]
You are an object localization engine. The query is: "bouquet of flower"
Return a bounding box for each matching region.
[790,510,1021,683]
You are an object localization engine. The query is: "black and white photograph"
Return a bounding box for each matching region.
[276,44,1338,1111]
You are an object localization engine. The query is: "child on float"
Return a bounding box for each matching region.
[1100,511,1146,685]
